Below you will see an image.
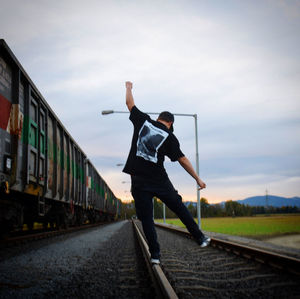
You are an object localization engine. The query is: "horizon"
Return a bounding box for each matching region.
[189,194,300,205]
[120,194,300,205]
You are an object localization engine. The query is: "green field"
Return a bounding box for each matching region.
[156,215,300,238]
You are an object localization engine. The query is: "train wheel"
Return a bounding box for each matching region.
[27,221,34,231]
[62,214,68,229]
[43,221,48,229]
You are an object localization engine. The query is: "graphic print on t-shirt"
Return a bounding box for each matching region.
[136,120,169,163]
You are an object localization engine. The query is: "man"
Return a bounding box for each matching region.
[123,81,210,264]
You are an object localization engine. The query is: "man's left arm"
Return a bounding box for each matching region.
[178,156,206,190]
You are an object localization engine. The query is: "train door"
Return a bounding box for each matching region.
[78,151,85,206]
[74,146,79,204]
[100,178,105,211]
[46,115,55,198]
[69,140,74,203]
[27,92,47,191]
[0,55,13,185]
[86,161,90,209]
[63,133,68,201]
[56,125,63,199]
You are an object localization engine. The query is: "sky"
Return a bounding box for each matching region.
[1,0,299,204]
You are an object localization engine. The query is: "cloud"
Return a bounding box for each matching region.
[272,0,300,19]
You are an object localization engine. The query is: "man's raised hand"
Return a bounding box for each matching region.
[125,81,133,89]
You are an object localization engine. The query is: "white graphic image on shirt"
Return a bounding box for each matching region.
[136,120,169,163]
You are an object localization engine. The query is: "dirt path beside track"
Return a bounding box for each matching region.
[265,234,300,250]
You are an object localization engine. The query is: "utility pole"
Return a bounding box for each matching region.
[265,189,269,213]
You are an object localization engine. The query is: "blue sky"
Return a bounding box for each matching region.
[1,0,299,203]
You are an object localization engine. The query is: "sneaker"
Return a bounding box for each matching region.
[199,236,211,248]
[150,258,160,265]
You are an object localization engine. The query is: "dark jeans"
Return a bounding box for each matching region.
[131,175,204,259]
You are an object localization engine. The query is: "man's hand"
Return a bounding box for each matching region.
[125,81,133,89]
[196,178,206,190]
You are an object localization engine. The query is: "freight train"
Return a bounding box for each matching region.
[0,39,121,235]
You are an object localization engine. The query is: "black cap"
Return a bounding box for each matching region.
[158,111,174,132]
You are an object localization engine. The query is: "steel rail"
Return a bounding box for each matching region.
[0,222,108,248]
[155,222,300,276]
[132,220,178,299]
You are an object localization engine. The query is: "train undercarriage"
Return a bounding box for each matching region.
[0,190,115,237]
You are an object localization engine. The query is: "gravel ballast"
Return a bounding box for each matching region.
[0,220,154,298]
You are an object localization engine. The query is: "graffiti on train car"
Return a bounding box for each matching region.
[9,104,24,138]
[0,58,23,139]
[0,94,11,130]
[0,96,23,138]
[0,57,12,94]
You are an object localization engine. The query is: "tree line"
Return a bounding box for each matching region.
[120,197,300,219]
[192,198,299,218]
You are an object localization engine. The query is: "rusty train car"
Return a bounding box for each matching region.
[0,39,121,234]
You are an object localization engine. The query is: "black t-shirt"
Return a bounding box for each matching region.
[123,106,184,181]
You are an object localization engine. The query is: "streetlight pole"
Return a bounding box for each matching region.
[102,109,202,229]
[194,114,201,229]
[163,202,166,224]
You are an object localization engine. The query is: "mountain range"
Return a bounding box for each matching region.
[236,195,300,208]
[185,195,300,208]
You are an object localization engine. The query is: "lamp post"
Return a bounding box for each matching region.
[102,109,202,229]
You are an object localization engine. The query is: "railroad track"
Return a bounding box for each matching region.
[132,220,178,298]
[0,222,109,248]
[155,222,300,276]
[132,220,300,298]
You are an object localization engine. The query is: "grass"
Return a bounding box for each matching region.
[156,214,300,238]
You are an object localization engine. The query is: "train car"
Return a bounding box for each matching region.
[0,39,120,234]
[85,159,121,223]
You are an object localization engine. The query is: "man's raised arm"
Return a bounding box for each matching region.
[125,81,135,111]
